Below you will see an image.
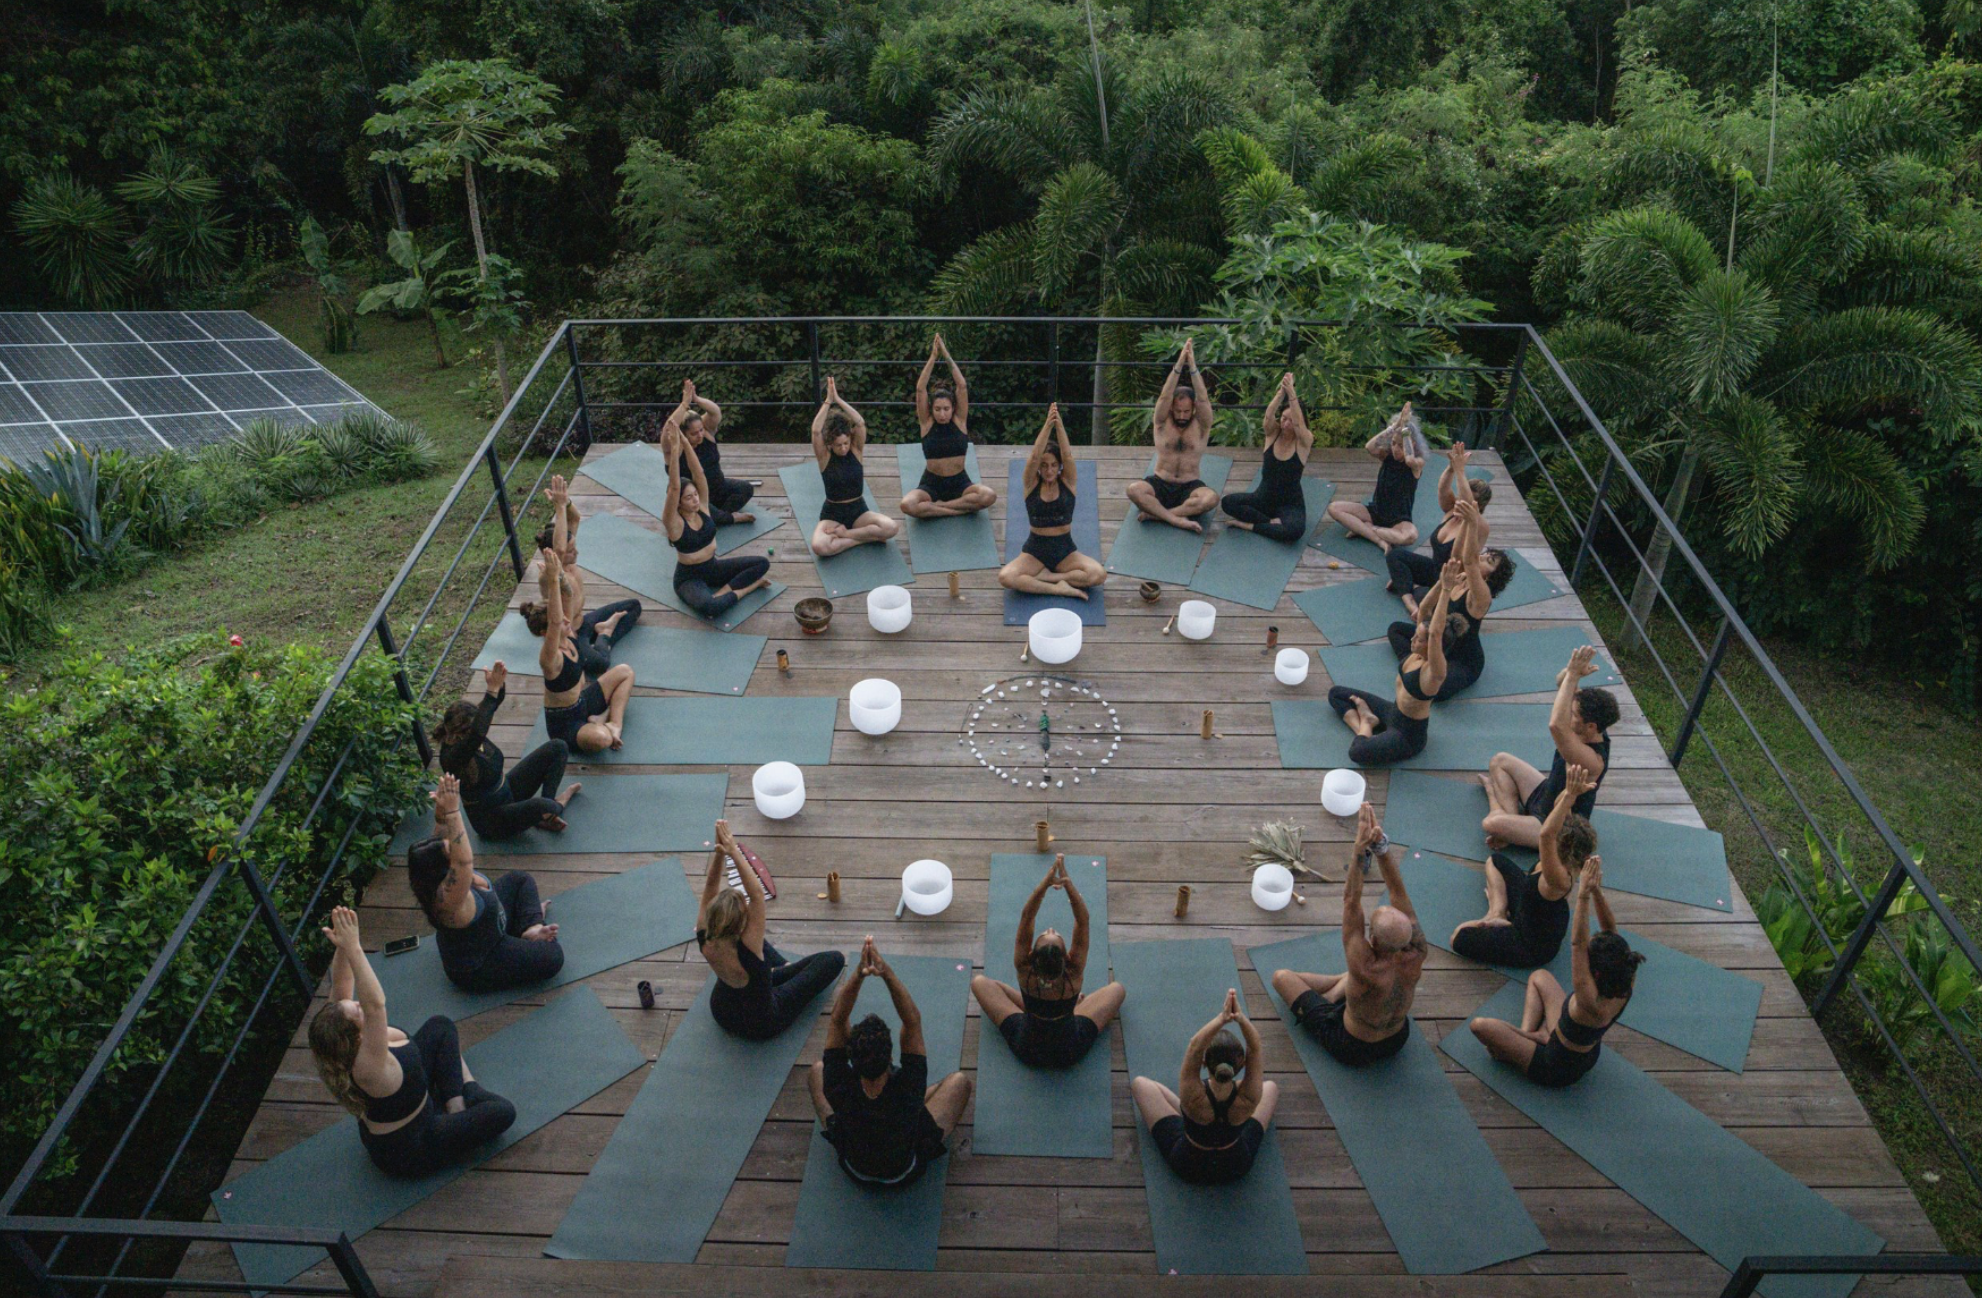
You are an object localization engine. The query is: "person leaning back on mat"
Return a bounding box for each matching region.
[1481,644,1618,850]
[809,937,971,1187]
[971,853,1125,1069]
[1270,803,1428,1067]
[522,473,641,677]
[1131,987,1280,1185]
[1450,765,1598,969]
[1125,336,1219,531]
[434,658,580,840]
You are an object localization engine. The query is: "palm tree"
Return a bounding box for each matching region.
[926,34,1231,443]
[274,6,415,230]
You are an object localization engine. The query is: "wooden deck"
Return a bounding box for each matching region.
[180,444,1952,1298]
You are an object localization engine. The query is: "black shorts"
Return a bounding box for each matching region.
[1526,1036,1601,1088]
[1023,530,1079,570]
[542,678,606,748]
[1451,855,1569,969]
[1150,1115,1264,1185]
[1291,990,1410,1067]
[1143,474,1205,512]
[1365,496,1413,529]
[821,497,866,529]
[999,1012,1101,1068]
[824,1109,949,1186]
[918,468,973,502]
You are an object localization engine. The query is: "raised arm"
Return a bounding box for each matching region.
[915,336,940,430]
[535,551,566,673]
[324,907,395,1089]
[1366,807,1416,927]
[429,775,478,926]
[1185,338,1212,436]
[1060,858,1092,976]
[938,334,969,425]
[1419,559,1459,695]
[659,424,686,536]
[715,820,768,948]
[828,379,867,456]
[1014,858,1055,973]
[1023,405,1056,493]
[1437,440,1469,513]
[1536,765,1596,895]
[1340,805,1379,971]
[1548,646,1607,773]
[1281,373,1313,452]
[1588,855,1618,933]
[825,943,870,1050]
[1262,376,1286,441]
[871,946,925,1057]
[1178,993,1238,1101]
[1152,344,1186,440]
[1052,404,1078,492]
[1569,862,1602,1009]
[699,836,729,914]
[689,382,722,436]
[1453,497,1492,616]
[810,389,834,467]
[1231,1000,1267,1107]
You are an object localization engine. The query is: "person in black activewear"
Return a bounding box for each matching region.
[809,938,972,1187]
[1132,988,1280,1185]
[660,421,772,618]
[1384,495,1513,699]
[309,907,516,1178]
[808,377,901,556]
[971,854,1126,1069]
[1000,403,1105,599]
[521,474,641,677]
[1385,440,1496,620]
[1451,766,1597,968]
[532,548,633,754]
[1469,858,1642,1088]
[1327,559,1463,765]
[900,333,995,519]
[673,379,755,515]
[698,819,845,1040]
[434,660,579,840]
[1328,402,1427,551]
[1483,644,1618,850]
[1220,371,1314,542]
[406,775,566,993]
[1126,337,1220,531]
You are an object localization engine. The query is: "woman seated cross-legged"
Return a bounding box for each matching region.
[1450,765,1597,969]
[698,819,846,1040]
[527,473,641,676]
[434,659,580,840]
[1482,645,1618,849]
[661,420,772,619]
[1326,558,1464,765]
[971,854,1125,1069]
[533,548,633,754]
[809,377,901,557]
[900,332,995,518]
[1219,372,1314,542]
[1327,402,1426,552]
[407,775,566,994]
[999,403,1105,600]
[1131,989,1279,1185]
[310,906,517,1178]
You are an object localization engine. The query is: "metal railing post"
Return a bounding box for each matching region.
[1569,456,1613,587]
[236,854,315,997]
[1812,855,1915,1018]
[327,1233,383,1298]
[5,1229,64,1298]
[562,325,590,444]
[373,615,433,769]
[1669,617,1732,766]
[1489,331,1530,452]
[484,442,526,580]
[807,322,822,406]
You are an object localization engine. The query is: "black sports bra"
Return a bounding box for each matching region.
[1183,1083,1243,1148]
[1557,994,1628,1048]
[672,509,718,555]
[1027,484,1075,529]
[544,643,584,692]
[822,450,863,501]
[359,1039,428,1125]
[1400,660,1435,701]
[922,420,967,460]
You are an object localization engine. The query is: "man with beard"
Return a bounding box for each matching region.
[1125,337,1219,531]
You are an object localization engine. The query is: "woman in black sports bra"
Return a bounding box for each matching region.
[1386,440,1496,619]
[1328,402,1427,550]
[533,548,634,754]
[519,475,641,676]
[900,333,996,519]
[1220,372,1315,542]
[697,819,845,1039]
[660,421,772,618]
[999,403,1105,600]
[1132,989,1280,1186]
[1384,495,1514,699]
[1467,858,1643,1088]
[1327,558,1465,765]
[971,854,1126,1069]
[434,660,579,840]
[808,377,901,556]
[308,907,516,1178]
[1451,766,1596,969]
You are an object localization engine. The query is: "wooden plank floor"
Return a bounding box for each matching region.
[176,445,1954,1298]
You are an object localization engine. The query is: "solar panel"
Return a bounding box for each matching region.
[0,311,386,462]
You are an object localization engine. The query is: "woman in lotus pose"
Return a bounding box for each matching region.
[1386,441,1497,618]
[999,403,1104,600]
[1132,989,1279,1185]
[1220,372,1314,542]
[406,775,566,992]
[1450,766,1597,969]
[1387,495,1512,698]
[971,854,1126,1069]
[309,906,517,1177]
[532,548,633,753]
[900,333,995,519]
[698,819,846,1040]
[522,475,640,675]
[1328,402,1426,551]
[808,377,900,557]
[674,379,755,515]
[661,421,772,618]
[1483,645,1618,849]
[434,659,580,840]
[1326,559,1464,765]
[1468,859,1643,1087]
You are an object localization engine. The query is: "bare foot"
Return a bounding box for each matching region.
[1055,581,1087,600]
[558,782,582,806]
[1485,832,1508,850]
[608,723,625,751]
[733,512,755,524]
[597,612,626,637]
[1230,520,1254,532]
[522,923,559,942]
[538,813,569,832]
[1376,538,1392,554]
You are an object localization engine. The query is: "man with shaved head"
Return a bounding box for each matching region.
[1270,804,1427,1066]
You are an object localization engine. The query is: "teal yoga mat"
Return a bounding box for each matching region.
[1104,455,1233,584]
[579,441,785,553]
[216,988,644,1289]
[1382,770,1734,912]
[1112,937,1307,1275]
[1318,626,1620,699]
[1186,475,1334,611]
[1394,853,1759,1069]
[972,853,1113,1158]
[392,773,727,857]
[1272,699,1554,771]
[1002,457,1106,625]
[778,460,915,598]
[1250,933,1543,1274]
[527,695,837,767]
[894,442,1000,573]
[1292,576,1407,646]
[1309,460,1492,575]
[1444,982,1882,1298]
[548,964,841,1261]
[785,953,973,1270]
[574,512,785,632]
[375,860,699,1024]
[472,610,764,696]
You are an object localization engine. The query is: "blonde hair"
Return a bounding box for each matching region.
[702,888,747,946]
[310,1003,366,1115]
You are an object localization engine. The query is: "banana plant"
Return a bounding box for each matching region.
[357,228,455,367]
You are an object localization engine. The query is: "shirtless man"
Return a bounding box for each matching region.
[1125,337,1219,531]
[1270,804,1427,1066]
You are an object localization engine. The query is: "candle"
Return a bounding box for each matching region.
[1174,885,1191,917]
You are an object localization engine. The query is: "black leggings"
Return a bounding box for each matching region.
[1220,490,1307,543]
[359,1017,517,1178]
[710,943,847,1040]
[443,871,567,993]
[1386,620,1483,700]
[710,477,754,513]
[674,554,770,618]
[1385,546,1439,596]
[463,740,567,841]
[575,599,642,675]
[1328,685,1429,765]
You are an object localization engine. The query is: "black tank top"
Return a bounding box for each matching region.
[1027,483,1075,528]
[1259,440,1304,503]
[435,884,505,971]
[671,509,717,555]
[822,450,863,502]
[1536,734,1611,817]
[1557,992,1628,1048]
[360,1039,429,1124]
[544,642,584,692]
[1447,592,1483,674]
[1431,515,1463,570]
[1183,1083,1243,1148]
[922,420,967,460]
[1370,454,1416,523]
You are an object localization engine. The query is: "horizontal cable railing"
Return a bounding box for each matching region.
[1718,1253,1981,1296]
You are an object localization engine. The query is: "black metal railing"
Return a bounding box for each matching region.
[2,315,1973,1295]
[1718,1253,1981,1296]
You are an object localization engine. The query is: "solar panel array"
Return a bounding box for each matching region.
[0,311,383,464]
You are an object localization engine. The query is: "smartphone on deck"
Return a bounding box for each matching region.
[382,935,420,957]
